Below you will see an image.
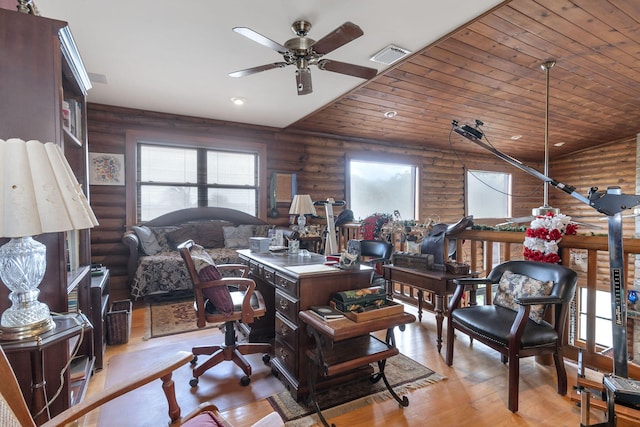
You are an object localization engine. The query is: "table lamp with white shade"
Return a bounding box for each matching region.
[0,138,98,340]
[289,194,316,231]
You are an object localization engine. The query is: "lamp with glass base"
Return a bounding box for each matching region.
[289,195,316,234]
[0,139,98,340]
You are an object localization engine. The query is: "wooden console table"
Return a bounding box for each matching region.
[383,265,475,353]
[237,249,374,400]
[299,310,416,427]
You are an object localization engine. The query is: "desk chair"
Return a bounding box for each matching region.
[359,240,393,286]
[446,260,577,412]
[178,240,272,387]
[0,347,284,427]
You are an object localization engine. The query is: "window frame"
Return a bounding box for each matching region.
[125,130,267,225]
[345,152,420,220]
[465,168,512,220]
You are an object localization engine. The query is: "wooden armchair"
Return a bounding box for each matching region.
[445,260,578,413]
[0,346,283,426]
[178,240,272,387]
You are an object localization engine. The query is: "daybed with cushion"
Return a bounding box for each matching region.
[123,207,276,299]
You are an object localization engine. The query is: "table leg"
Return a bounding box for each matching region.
[435,293,444,353]
[30,350,48,424]
[417,289,424,322]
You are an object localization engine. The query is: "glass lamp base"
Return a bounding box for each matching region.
[0,316,54,341]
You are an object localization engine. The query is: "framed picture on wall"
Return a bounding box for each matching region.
[89,152,125,186]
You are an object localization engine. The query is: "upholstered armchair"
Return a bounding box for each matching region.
[445,260,578,412]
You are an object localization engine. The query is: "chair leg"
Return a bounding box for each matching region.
[231,348,252,377]
[193,348,226,379]
[553,350,568,395]
[445,323,455,366]
[508,351,519,413]
[237,342,272,356]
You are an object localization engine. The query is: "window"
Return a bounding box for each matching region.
[466,170,511,219]
[137,143,259,222]
[347,158,418,220]
[578,288,613,348]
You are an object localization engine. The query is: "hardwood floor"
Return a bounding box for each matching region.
[81,301,613,427]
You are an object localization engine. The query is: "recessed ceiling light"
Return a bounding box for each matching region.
[553,142,565,147]
[510,135,522,140]
[230,97,246,106]
[383,110,397,118]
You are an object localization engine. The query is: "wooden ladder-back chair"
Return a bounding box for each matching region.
[178,240,271,387]
[445,260,578,412]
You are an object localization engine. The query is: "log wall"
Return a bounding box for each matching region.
[86,103,621,300]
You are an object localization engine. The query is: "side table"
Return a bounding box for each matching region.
[0,312,91,424]
[299,310,416,427]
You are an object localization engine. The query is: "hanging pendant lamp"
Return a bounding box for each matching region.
[531,60,560,217]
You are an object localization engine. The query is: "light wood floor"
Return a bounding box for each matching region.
[81,302,613,427]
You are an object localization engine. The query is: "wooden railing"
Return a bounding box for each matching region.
[453,229,640,378]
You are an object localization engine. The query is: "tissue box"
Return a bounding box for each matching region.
[250,237,270,253]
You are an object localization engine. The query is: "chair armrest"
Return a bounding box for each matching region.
[217,263,250,278]
[453,277,493,287]
[122,230,140,284]
[515,295,563,306]
[42,351,193,427]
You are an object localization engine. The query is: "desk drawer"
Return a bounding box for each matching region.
[276,312,298,350]
[262,266,275,284]
[275,289,299,323]
[274,339,297,375]
[275,273,298,297]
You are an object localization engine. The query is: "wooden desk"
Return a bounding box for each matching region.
[300,310,416,427]
[383,265,475,353]
[237,249,373,400]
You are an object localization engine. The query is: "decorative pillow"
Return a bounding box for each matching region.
[132,225,162,255]
[493,270,554,323]
[148,226,179,251]
[194,221,233,248]
[223,224,255,249]
[181,411,227,427]
[166,224,197,249]
[191,245,233,316]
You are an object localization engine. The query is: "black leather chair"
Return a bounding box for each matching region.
[359,239,393,286]
[445,260,578,412]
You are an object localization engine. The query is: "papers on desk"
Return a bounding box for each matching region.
[285,264,339,274]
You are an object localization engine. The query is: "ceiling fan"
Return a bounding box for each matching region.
[228,20,378,95]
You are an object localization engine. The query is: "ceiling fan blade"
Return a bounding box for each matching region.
[232,27,289,53]
[229,62,288,78]
[295,68,312,95]
[311,21,363,55]
[317,59,377,79]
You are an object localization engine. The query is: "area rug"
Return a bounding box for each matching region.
[267,353,445,426]
[98,333,285,427]
[145,298,217,339]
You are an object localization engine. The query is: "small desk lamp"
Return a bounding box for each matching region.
[0,138,98,340]
[289,194,316,231]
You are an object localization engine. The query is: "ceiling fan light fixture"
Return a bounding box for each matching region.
[230,97,246,106]
[370,44,411,65]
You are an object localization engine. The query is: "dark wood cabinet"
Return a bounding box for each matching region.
[0,8,93,419]
[90,269,110,371]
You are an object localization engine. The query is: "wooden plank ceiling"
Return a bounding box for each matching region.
[287,0,640,162]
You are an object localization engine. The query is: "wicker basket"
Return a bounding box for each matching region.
[106,299,132,345]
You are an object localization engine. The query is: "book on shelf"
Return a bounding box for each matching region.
[309,305,345,321]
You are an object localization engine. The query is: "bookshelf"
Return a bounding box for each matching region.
[0,8,94,419]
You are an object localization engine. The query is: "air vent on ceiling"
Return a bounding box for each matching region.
[370,45,411,65]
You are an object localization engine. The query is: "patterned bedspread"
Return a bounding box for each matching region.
[130,248,240,300]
